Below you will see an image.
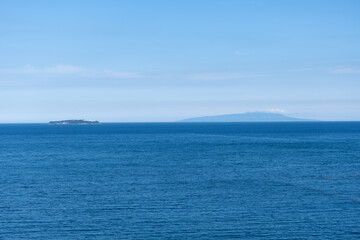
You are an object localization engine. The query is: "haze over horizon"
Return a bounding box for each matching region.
[1,0,360,123]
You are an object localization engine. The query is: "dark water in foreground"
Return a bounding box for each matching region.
[0,122,359,239]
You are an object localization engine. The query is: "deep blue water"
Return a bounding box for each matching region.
[0,122,359,239]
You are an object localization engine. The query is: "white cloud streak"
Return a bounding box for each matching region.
[1,64,267,81]
[6,64,85,74]
[102,70,145,79]
[187,72,265,81]
[1,64,144,79]
[331,66,360,74]
[287,68,312,72]
[264,108,287,114]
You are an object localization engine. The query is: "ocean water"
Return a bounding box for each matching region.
[0,122,359,239]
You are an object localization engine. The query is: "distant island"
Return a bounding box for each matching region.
[49,120,100,125]
[179,112,314,122]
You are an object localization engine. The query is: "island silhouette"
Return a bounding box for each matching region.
[180,112,314,122]
[49,120,100,125]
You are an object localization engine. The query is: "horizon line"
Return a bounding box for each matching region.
[2,120,360,124]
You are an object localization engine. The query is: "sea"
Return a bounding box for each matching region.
[0,122,359,239]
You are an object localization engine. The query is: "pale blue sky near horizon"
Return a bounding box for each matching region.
[1,0,359,122]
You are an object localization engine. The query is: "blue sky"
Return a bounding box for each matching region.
[1,0,359,122]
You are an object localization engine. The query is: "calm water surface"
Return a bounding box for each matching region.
[0,122,359,239]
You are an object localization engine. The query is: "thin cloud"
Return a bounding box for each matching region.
[187,72,265,81]
[44,64,85,74]
[1,64,266,81]
[3,64,85,74]
[264,108,287,114]
[1,64,145,79]
[102,70,145,79]
[331,66,360,74]
[235,50,247,56]
[287,68,312,72]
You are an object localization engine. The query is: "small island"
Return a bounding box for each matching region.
[49,119,100,125]
[179,112,314,122]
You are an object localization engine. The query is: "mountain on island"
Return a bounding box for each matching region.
[49,119,100,125]
[179,112,314,122]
